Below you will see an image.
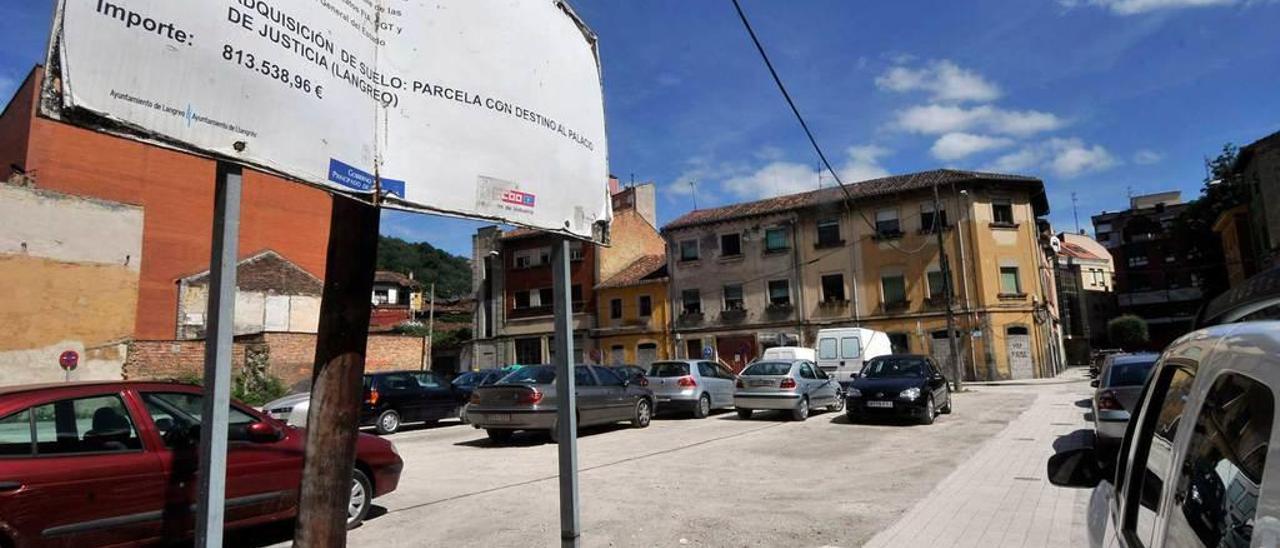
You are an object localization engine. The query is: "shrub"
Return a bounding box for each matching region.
[1108,315,1150,351]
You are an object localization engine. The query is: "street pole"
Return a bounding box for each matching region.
[551,237,580,548]
[294,195,381,547]
[934,184,962,391]
[426,282,436,371]
[195,162,241,548]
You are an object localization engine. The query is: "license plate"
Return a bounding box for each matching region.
[749,379,774,387]
[866,401,894,408]
[657,397,672,403]
[480,413,511,423]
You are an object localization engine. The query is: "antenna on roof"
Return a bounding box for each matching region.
[689,180,698,210]
[1072,192,1080,234]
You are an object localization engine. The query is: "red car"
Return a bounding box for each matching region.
[0,381,402,547]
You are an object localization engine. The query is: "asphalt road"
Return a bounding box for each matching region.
[259,387,1038,547]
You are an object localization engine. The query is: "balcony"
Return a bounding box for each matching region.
[881,300,910,313]
[872,230,904,242]
[509,302,585,319]
[765,302,794,317]
[677,311,704,327]
[720,308,748,322]
[813,239,846,250]
[918,224,953,235]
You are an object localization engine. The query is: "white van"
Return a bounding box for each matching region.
[760,346,817,362]
[815,327,892,386]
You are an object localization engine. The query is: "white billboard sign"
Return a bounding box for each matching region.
[44,0,611,240]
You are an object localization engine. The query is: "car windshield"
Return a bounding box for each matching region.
[452,372,477,385]
[499,366,556,385]
[741,361,793,376]
[862,358,926,378]
[1109,358,1157,387]
[649,362,690,377]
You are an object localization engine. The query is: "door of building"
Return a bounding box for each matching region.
[930,331,956,378]
[1006,327,1033,379]
[636,343,658,368]
[716,335,757,373]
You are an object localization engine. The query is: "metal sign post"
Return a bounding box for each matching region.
[551,238,580,548]
[195,162,242,547]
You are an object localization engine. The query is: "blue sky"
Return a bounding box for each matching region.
[4,0,1278,257]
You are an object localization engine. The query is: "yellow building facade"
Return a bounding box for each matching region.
[591,255,672,367]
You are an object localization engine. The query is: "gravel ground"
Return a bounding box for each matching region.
[257,386,1039,547]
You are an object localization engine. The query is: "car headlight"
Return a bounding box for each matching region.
[899,387,921,401]
[846,387,862,398]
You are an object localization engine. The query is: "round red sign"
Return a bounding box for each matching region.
[59,350,79,371]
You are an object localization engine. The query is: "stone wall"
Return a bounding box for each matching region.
[124,332,427,392]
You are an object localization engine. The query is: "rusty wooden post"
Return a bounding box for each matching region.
[293,194,381,547]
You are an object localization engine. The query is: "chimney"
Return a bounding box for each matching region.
[608,175,621,196]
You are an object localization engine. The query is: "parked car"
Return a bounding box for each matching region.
[607,364,650,386]
[0,381,403,546]
[1090,352,1159,447]
[451,368,506,423]
[646,360,736,418]
[1089,348,1123,379]
[264,369,465,434]
[760,346,817,362]
[467,365,654,443]
[733,359,842,421]
[815,327,893,387]
[845,354,952,425]
[1048,321,1280,548]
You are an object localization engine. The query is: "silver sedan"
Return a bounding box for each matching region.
[733,359,843,421]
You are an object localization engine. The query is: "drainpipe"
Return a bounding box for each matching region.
[789,215,805,344]
[956,187,982,379]
[849,210,862,326]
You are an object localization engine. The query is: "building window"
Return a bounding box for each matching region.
[816,218,841,247]
[571,285,582,303]
[681,289,702,315]
[927,269,946,301]
[514,247,551,269]
[679,239,699,261]
[723,284,745,311]
[992,199,1015,225]
[514,290,531,309]
[820,273,846,303]
[373,289,390,305]
[1128,255,1149,267]
[539,287,554,306]
[875,209,901,237]
[999,266,1022,295]
[720,233,742,257]
[609,298,622,319]
[767,279,791,306]
[920,202,948,232]
[765,227,788,252]
[881,273,906,306]
[514,337,542,365]
[638,295,652,317]
[1095,222,1112,233]
[569,242,584,261]
[887,333,910,354]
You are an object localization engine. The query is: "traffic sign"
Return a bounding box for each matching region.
[702,345,714,359]
[59,350,79,371]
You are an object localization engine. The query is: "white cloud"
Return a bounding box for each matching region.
[1048,138,1118,177]
[930,133,1015,161]
[894,104,1067,137]
[875,60,1001,103]
[1060,0,1235,14]
[718,145,892,201]
[982,138,1118,178]
[1133,149,1164,164]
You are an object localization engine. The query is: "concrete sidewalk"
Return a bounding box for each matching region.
[864,374,1095,548]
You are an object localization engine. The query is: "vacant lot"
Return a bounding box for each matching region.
[284,386,1035,547]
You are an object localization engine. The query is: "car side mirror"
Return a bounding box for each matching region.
[246,422,281,443]
[1090,380,1100,388]
[1047,447,1107,489]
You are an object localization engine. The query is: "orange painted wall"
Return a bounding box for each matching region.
[4,68,333,339]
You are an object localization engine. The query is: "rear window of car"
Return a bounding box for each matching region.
[452,372,477,385]
[1109,359,1157,387]
[649,362,690,377]
[741,361,792,376]
[500,366,556,384]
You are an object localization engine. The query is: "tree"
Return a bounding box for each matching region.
[1169,143,1250,301]
[1108,315,1150,351]
[375,236,472,298]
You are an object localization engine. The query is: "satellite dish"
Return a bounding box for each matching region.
[1049,236,1062,253]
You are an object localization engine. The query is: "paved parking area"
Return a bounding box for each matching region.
[254,372,1094,547]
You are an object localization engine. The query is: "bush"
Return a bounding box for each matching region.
[168,370,288,407]
[1108,315,1150,351]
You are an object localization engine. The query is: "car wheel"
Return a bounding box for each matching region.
[346,468,372,529]
[940,389,953,415]
[485,428,514,443]
[632,399,652,428]
[693,394,711,419]
[375,409,400,435]
[827,394,846,413]
[920,395,936,425]
[791,397,809,422]
[737,408,753,420]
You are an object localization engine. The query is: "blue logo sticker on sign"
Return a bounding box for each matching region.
[328,158,406,198]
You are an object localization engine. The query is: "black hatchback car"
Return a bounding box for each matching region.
[362,370,466,434]
[845,355,952,424]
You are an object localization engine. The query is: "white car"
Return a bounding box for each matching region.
[1048,321,1280,547]
[262,391,311,427]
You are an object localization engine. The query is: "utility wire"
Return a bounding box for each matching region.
[729,0,934,256]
